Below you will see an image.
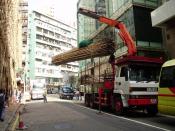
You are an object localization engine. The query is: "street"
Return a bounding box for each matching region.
[0,1,175,131]
[17,94,175,131]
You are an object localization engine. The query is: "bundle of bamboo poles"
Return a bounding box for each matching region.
[52,39,116,65]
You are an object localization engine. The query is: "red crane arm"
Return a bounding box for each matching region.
[78,8,137,56]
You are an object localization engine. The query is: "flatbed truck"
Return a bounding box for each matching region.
[78,8,163,115]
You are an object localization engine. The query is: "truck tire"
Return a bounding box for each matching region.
[146,105,158,116]
[114,97,124,115]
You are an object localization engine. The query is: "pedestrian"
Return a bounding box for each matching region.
[75,89,80,100]
[18,90,22,103]
[79,91,83,101]
[0,89,6,121]
[43,90,47,103]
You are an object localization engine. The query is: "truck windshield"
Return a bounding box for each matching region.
[159,65,175,87]
[129,65,160,82]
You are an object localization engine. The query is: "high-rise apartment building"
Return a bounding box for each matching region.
[18,0,28,90]
[19,0,28,63]
[27,11,79,87]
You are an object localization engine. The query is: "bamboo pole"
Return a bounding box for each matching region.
[52,39,116,65]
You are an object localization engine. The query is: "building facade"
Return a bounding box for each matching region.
[78,0,164,57]
[77,0,165,85]
[18,0,29,90]
[151,0,175,59]
[0,0,22,97]
[27,11,79,87]
[19,0,28,63]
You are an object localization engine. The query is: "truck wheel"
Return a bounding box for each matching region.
[146,105,158,116]
[114,98,123,115]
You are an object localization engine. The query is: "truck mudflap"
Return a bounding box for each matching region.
[128,98,157,106]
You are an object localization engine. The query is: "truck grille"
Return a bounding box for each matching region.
[129,87,158,92]
[129,95,157,99]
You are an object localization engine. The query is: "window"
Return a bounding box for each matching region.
[37,68,42,73]
[42,68,45,73]
[49,31,54,36]
[36,27,42,32]
[67,65,71,68]
[36,35,42,40]
[43,36,48,42]
[120,67,128,81]
[43,29,48,34]
[55,33,60,38]
[35,12,41,18]
[61,65,66,68]
[67,38,71,42]
[129,65,160,82]
[159,66,175,88]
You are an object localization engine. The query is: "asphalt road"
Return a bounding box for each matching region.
[19,94,175,131]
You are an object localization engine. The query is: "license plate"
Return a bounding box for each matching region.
[147,87,156,92]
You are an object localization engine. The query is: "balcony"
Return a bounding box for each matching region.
[19,2,28,6]
[151,0,175,27]
[35,70,63,78]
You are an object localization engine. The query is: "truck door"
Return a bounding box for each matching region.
[114,66,129,94]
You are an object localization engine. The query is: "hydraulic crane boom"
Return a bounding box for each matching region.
[78,8,137,56]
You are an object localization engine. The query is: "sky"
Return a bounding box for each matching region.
[29,0,79,27]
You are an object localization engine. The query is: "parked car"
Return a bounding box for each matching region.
[59,87,74,100]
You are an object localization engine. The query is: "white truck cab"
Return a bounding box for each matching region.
[113,56,162,115]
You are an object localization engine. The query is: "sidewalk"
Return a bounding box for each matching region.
[0,102,24,131]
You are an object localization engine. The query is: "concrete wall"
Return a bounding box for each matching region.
[166,26,175,58]
[151,0,175,27]
[151,0,175,59]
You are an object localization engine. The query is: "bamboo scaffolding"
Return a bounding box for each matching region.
[52,39,116,65]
